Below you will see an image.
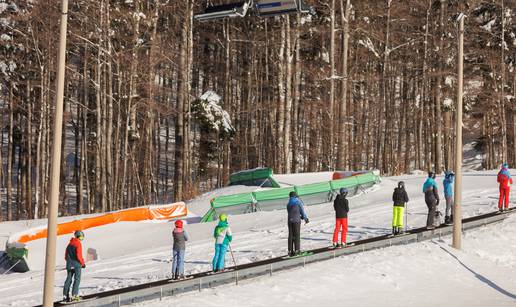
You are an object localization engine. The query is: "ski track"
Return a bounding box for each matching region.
[0,171,508,306]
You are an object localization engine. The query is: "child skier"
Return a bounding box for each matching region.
[172,220,189,280]
[423,171,440,229]
[212,214,232,272]
[497,163,513,212]
[333,188,349,247]
[443,171,455,224]
[63,230,86,302]
[392,181,409,234]
[286,191,309,256]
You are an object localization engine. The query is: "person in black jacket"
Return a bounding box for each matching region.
[392,181,409,235]
[333,188,350,247]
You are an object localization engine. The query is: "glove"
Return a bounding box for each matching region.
[82,264,86,269]
[305,218,309,224]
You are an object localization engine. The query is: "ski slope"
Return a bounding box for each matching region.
[0,170,509,306]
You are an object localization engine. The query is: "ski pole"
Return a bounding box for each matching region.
[405,202,408,232]
[228,243,238,269]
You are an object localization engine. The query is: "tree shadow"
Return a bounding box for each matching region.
[439,245,516,300]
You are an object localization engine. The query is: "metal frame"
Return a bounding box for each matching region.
[41,208,514,307]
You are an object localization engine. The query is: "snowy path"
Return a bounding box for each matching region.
[0,171,507,306]
[143,214,516,307]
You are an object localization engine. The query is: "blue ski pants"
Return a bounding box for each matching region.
[172,249,185,276]
[212,244,228,271]
[63,266,81,297]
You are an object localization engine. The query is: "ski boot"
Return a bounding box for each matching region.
[499,207,504,213]
[338,242,345,248]
[444,216,450,225]
[332,242,338,248]
[71,296,81,302]
[63,296,71,303]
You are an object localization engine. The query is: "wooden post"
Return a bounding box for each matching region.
[42,0,68,305]
[452,14,464,250]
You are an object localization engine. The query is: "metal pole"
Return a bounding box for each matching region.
[452,14,464,250]
[42,0,68,305]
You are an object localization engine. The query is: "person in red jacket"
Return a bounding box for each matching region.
[63,230,86,302]
[497,163,513,212]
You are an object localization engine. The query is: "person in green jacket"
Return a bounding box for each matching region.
[212,214,232,272]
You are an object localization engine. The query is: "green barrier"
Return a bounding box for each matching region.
[253,187,295,201]
[202,171,381,222]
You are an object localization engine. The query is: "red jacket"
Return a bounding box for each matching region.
[65,237,85,267]
[497,172,513,189]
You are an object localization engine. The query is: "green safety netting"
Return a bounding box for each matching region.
[201,171,381,222]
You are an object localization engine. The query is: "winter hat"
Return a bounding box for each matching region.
[175,220,183,228]
[428,171,436,179]
[219,214,228,222]
[398,181,405,189]
[289,191,297,198]
[340,188,348,195]
[74,230,84,240]
[503,163,509,169]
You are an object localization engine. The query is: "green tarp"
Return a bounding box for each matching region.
[201,171,381,222]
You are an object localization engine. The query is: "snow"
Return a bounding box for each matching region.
[0,168,513,306]
[445,76,454,87]
[443,97,453,108]
[145,214,516,307]
[196,91,235,135]
[481,19,496,32]
[358,37,380,59]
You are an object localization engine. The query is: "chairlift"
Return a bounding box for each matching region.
[194,0,315,22]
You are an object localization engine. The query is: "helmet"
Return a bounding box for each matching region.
[428,171,436,179]
[289,191,298,198]
[74,230,84,241]
[398,181,405,189]
[219,214,228,222]
[175,220,183,228]
[340,188,348,196]
[503,163,509,169]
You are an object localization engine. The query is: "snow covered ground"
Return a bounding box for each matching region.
[0,170,510,306]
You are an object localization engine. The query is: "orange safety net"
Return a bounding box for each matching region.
[16,202,187,244]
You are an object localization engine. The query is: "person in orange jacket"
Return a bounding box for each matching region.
[497,163,513,212]
[63,230,86,302]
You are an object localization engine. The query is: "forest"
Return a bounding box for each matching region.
[0,0,515,221]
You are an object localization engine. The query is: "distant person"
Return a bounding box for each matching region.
[172,220,189,280]
[423,172,440,229]
[212,214,232,272]
[497,163,513,212]
[286,191,309,256]
[392,181,409,234]
[443,171,455,224]
[333,188,349,247]
[63,230,86,302]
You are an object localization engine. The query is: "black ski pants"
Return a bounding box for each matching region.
[426,200,437,227]
[288,221,301,254]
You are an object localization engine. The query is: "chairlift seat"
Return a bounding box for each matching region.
[195,1,250,21]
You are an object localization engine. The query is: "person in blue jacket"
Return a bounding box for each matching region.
[443,171,455,224]
[286,191,309,256]
[423,171,440,229]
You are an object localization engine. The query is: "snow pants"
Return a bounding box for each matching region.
[172,249,185,276]
[499,187,510,209]
[63,266,81,297]
[392,206,404,228]
[287,222,301,254]
[445,196,454,217]
[426,200,437,227]
[332,218,348,244]
[212,244,228,271]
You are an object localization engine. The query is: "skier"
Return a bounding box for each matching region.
[497,163,513,212]
[212,214,232,272]
[63,230,86,302]
[287,191,309,256]
[392,181,409,235]
[443,171,455,224]
[423,171,440,229]
[172,220,189,280]
[332,188,349,247]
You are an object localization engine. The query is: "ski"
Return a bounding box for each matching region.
[206,269,235,275]
[58,297,98,305]
[168,276,194,282]
[282,251,314,259]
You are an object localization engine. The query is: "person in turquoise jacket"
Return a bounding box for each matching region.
[212,214,232,272]
[443,171,455,224]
